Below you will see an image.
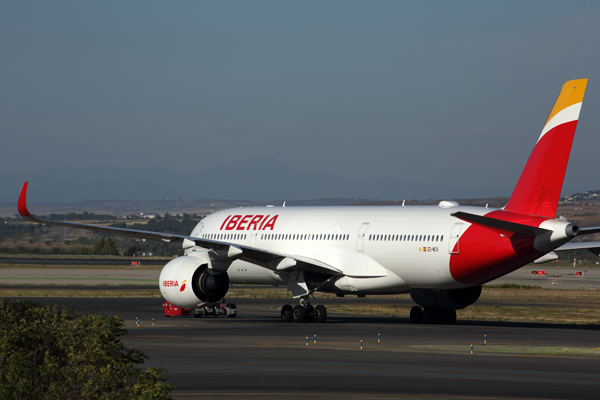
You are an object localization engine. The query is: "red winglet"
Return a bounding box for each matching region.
[18,182,31,217]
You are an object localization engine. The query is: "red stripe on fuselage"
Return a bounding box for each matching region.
[449,210,548,285]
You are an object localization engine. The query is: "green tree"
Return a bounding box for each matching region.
[0,299,173,399]
[92,236,120,256]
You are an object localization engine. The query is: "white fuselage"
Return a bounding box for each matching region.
[187,204,486,294]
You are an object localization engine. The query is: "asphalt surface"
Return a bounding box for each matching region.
[15,297,600,400]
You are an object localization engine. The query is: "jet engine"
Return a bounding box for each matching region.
[410,285,482,311]
[159,253,229,308]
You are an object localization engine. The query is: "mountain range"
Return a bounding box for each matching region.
[0,156,509,204]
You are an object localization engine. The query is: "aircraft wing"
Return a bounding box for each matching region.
[17,182,343,276]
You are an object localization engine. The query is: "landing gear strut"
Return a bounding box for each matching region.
[281,297,327,323]
[409,306,456,325]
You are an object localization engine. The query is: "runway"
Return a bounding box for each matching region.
[17,297,600,399]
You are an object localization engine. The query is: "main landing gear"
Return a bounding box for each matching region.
[281,297,327,323]
[410,306,456,325]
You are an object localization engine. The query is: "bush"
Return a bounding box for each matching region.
[0,300,173,399]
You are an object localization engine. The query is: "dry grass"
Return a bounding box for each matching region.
[457,306,600,324]
[0,288,162,298]
[479,287,600,303]
[0,263,164,270]
[325,303,600,325]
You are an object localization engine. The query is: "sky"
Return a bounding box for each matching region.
[2,1,600,195]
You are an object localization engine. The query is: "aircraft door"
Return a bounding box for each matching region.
[250,232,258,248]
[356,223,370,252]
[448,223,463,254]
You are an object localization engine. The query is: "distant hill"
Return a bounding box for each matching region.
[0,156,509,204]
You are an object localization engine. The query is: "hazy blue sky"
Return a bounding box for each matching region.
[2,1,600,194]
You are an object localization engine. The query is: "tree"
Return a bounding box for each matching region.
[0,300,173,399]
[124,244,142,257]
[92,236,120,256]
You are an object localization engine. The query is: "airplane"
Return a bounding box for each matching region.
[17,79,600,324]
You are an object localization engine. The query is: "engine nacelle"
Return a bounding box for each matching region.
[410,285,482,311]
[159,254,229,308]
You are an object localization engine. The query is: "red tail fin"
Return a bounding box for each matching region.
[505,79,587,218]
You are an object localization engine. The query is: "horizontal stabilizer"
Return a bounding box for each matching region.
[555,241,600,256]
[451,211,549,238]
[577,226,600,236]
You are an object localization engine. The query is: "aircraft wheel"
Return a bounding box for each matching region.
[443,308,456,324]
[409,306,423,324]
[292,305,306,323]
[422,307,437,324]
[314,305,327,323]
[305,305,315,322]
[281,304,293,322]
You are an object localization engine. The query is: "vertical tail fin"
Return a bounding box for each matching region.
[505,79,587,218]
